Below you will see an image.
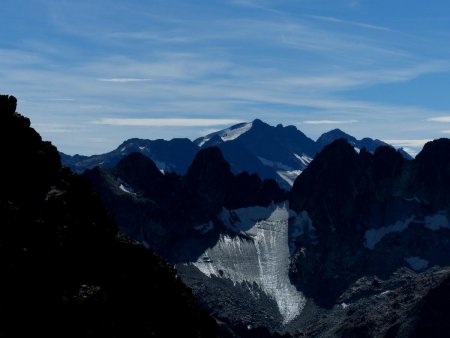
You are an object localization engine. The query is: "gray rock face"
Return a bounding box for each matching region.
[289,139,450,307]
[308,267,450,338]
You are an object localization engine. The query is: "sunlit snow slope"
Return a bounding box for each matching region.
[192,203,306,324]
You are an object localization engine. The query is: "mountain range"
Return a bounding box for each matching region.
[84,131,450,336]
[61,119,412,189]
[4,94,450,337]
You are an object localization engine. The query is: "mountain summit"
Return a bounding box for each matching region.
[62,119,412,189]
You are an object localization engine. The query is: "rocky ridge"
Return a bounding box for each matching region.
[0,95,218,337]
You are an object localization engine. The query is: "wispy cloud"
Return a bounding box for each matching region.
[306,15,393,32]
[384,139,432,148]
[2,0,449,155]
[302,119,358,125]
[98,78,152,83]
[32,123,79,134]
[427,116,450,123]
[108,31,198,43]
[92,118,244,127]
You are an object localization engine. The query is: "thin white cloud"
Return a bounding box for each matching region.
[92,118,244,127]
[306,15,393,32]
[441,130,450,134]
[97,78,152,82]
[302,119,358,125]
[32,123,77,133]
[49,98,76,101]
[427,116,450,123]
[384,139,432,148]
[109,31,197,43]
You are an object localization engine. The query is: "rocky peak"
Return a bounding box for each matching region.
[413,138,450,208]
[290,139,361,227]
[186,146,233,184]
[184,147,234,223]
[372,145,406,181]
[1,95,61,201]
[0,95,17,116]
[316,128,357,148]
[115,152,164,198]
[251,118,270,129]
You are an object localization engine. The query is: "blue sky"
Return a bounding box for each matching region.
[2,0,450,155]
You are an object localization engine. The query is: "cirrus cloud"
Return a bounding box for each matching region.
[302,119,358,124]
[427,116,450,123]
[92,118,244,127]
[383,139,432,148]
[97,78,152,83]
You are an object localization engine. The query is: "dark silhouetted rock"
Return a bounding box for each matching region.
[0,95,219,338]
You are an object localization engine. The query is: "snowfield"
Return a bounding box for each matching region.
[192,203,306,324]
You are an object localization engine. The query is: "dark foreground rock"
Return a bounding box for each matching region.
[0,95,218,337]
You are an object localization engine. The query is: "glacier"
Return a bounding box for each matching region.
[192,203,306,324]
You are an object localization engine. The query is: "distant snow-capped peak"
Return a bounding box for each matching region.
[196,122,253,147]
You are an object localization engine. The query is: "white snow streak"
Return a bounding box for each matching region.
[197,122,253,146]
[221,122,253,142]
[294,153,313,167]
[119,184,135,195]
[277,170,303,186]
[258,157,292,170]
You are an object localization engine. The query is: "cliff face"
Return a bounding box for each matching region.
[85,148,287,262]
[84,131,450,336]
[0,95,218,337]
[289,139,450,306]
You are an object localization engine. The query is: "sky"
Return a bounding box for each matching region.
[2,0,450,155]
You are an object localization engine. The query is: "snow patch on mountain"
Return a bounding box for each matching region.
[424,213,450,231]
[277,170,303,186]
[405,256,429,271]
[221,122,253,141]
[197,122,253,146]
[194,221,214,235]
[258,157,292,171]
[365,212,450,250]
[117,178,136,195]
[192,203,305,324]
[294,154,313,167]
[364,216,415,249]
[154,160,167,171]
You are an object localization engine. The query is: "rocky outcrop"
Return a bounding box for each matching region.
[85,147,287,262]
[292,267,450,338]
[0,95,218,337]
[289,138,450,306]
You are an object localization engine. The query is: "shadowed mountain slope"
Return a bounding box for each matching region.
[0,95,218,338]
